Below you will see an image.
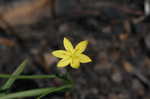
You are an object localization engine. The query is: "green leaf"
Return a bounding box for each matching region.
[1,59,28,90]
[0,84,72,99]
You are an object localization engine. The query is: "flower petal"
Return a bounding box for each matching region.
[64,37,74,52]
[70,58,80,69]
[75,40,88,54]
[52,50,69,58]
[79,54,92,63]
[57,57,71,68]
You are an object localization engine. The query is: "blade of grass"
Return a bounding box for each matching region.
[1,59,28,90]
[0,84,72,99]
[36,91,50,99]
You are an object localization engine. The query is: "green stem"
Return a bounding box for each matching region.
[0,74,57,79]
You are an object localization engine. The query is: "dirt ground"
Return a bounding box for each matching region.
[0,0,150,99]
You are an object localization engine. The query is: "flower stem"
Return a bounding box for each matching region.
[0,74,57,79]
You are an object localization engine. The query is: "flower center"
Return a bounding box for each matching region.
[69,53,78,59]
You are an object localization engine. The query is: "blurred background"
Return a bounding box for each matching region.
[0,0,150,99]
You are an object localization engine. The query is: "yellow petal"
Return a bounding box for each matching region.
[75,40,88,54]
[63,37,74,52]
[79,54,92,63]
[52,50,69,58]
[70,58,80,69]
[57,57,71,68]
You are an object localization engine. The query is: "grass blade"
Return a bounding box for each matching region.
[0,84,72,99]
[1,59,28,90]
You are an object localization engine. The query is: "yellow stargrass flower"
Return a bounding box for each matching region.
[52,37,92,69]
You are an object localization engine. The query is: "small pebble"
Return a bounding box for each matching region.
[112,72,122,83]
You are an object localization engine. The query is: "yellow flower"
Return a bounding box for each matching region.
[52,37,92,69]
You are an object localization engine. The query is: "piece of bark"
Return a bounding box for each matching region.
[0,0,55,25]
